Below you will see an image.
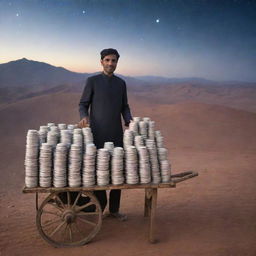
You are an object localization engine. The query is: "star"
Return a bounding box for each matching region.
[16,13,19,17]
[156,19,160,23]
[82,10,86,14]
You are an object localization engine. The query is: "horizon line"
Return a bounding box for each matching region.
[1,57,256,84]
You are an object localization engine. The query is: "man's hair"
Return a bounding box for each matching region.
[100,48,120,60]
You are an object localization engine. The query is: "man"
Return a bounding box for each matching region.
[78,48,133,221]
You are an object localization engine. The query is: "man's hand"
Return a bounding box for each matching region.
[78,117,89,128]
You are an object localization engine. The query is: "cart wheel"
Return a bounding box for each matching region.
[36,191,102,247]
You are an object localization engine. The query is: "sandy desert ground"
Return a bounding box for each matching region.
[0,92,256,256]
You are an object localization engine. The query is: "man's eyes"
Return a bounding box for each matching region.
[105,59,116,62]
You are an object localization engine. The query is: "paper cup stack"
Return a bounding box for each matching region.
[38,126,48,145]
[53,143,68,187]
[58,123,67,130]
[148,121,155,140]
[143,117,151,122]
[155,131,164,148]
[67,124,76,130]
[67,124,75,138]
[125,146,139,184]
[160,160,171,183]
[104,142,114,156]
[111,147,124,185]
[68,144,82,187]
[39,143,52,187]
[73,128,83,148]
[158,147,171,182]
[146,139,161,184]
[47,123,55,128]
[139,121,148,140]
[25,130,39,187]
[134,135,144,149]
[60,129,72,146]
[123,129,134,150]
[82,127,94,145]
[96,148,110,185]
[129,121,139,136]
[138,146,151,183]
[47,130,59,149]
[158,147,168,161]
[82,143,97,187]
[133,117,141,122]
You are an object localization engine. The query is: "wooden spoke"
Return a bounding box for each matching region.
[55,194,65,209]
[62,223,68,241]
[68,224,73,242]
[73,222,84,238]
[42,210,62,217]
[75,202,95,212]
[50,221,66,237]
[67,191,71,207]
[47,202,64,212]
[72,192,82,209]
[77,216,97,226]
[43,218,62,228]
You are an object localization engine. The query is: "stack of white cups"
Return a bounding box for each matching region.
[73,128,83,148]
[129,121,139,136]
[68,144,82,187]
[148,121,155,140]
[123,129,134,150]
[47,131,59,149]
[146,139,161,184]
[82,143,97,187]
[111,147,124,185]
[104,142,114,156]
[25,130,39,187]
[157,147,171,182]
[39,143,52,187]
[38,126,48,145]
[134,135,144,149]
[133,117,141,122]
[58,123,67,130]
[60,130,72,146]
[125,146,139,184]
[138,146,151,183]
[53,143,68,187]
[82,127,94,145]
[96,148,110,185]
[139,121,148,140]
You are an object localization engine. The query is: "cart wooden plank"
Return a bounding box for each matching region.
[22,171,198,193]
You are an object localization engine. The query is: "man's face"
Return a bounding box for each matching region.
[101,54,118,75]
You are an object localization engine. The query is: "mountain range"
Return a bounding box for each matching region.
[0,58,256,112]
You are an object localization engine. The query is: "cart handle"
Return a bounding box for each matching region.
[171,171,198,184]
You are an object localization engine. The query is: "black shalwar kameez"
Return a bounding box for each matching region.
[79,72,133,213]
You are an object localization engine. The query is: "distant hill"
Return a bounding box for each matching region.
[0,58,89,88]
[1,58,256,112]
[135,76,217,85]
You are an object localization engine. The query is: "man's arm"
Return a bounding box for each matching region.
[78,77,93,127]
[121,82,133,127]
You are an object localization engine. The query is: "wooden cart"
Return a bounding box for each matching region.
[22,171,198,248]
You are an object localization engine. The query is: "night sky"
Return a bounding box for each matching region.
[0,0,256,82]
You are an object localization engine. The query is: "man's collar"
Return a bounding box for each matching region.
[101,71,114,78]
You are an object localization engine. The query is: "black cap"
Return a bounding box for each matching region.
[100,48,120,60]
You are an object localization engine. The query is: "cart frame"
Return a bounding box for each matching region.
[22,171,198,247]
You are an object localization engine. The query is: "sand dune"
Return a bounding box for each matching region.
[129,82,256,113]
[1,92,256,255]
